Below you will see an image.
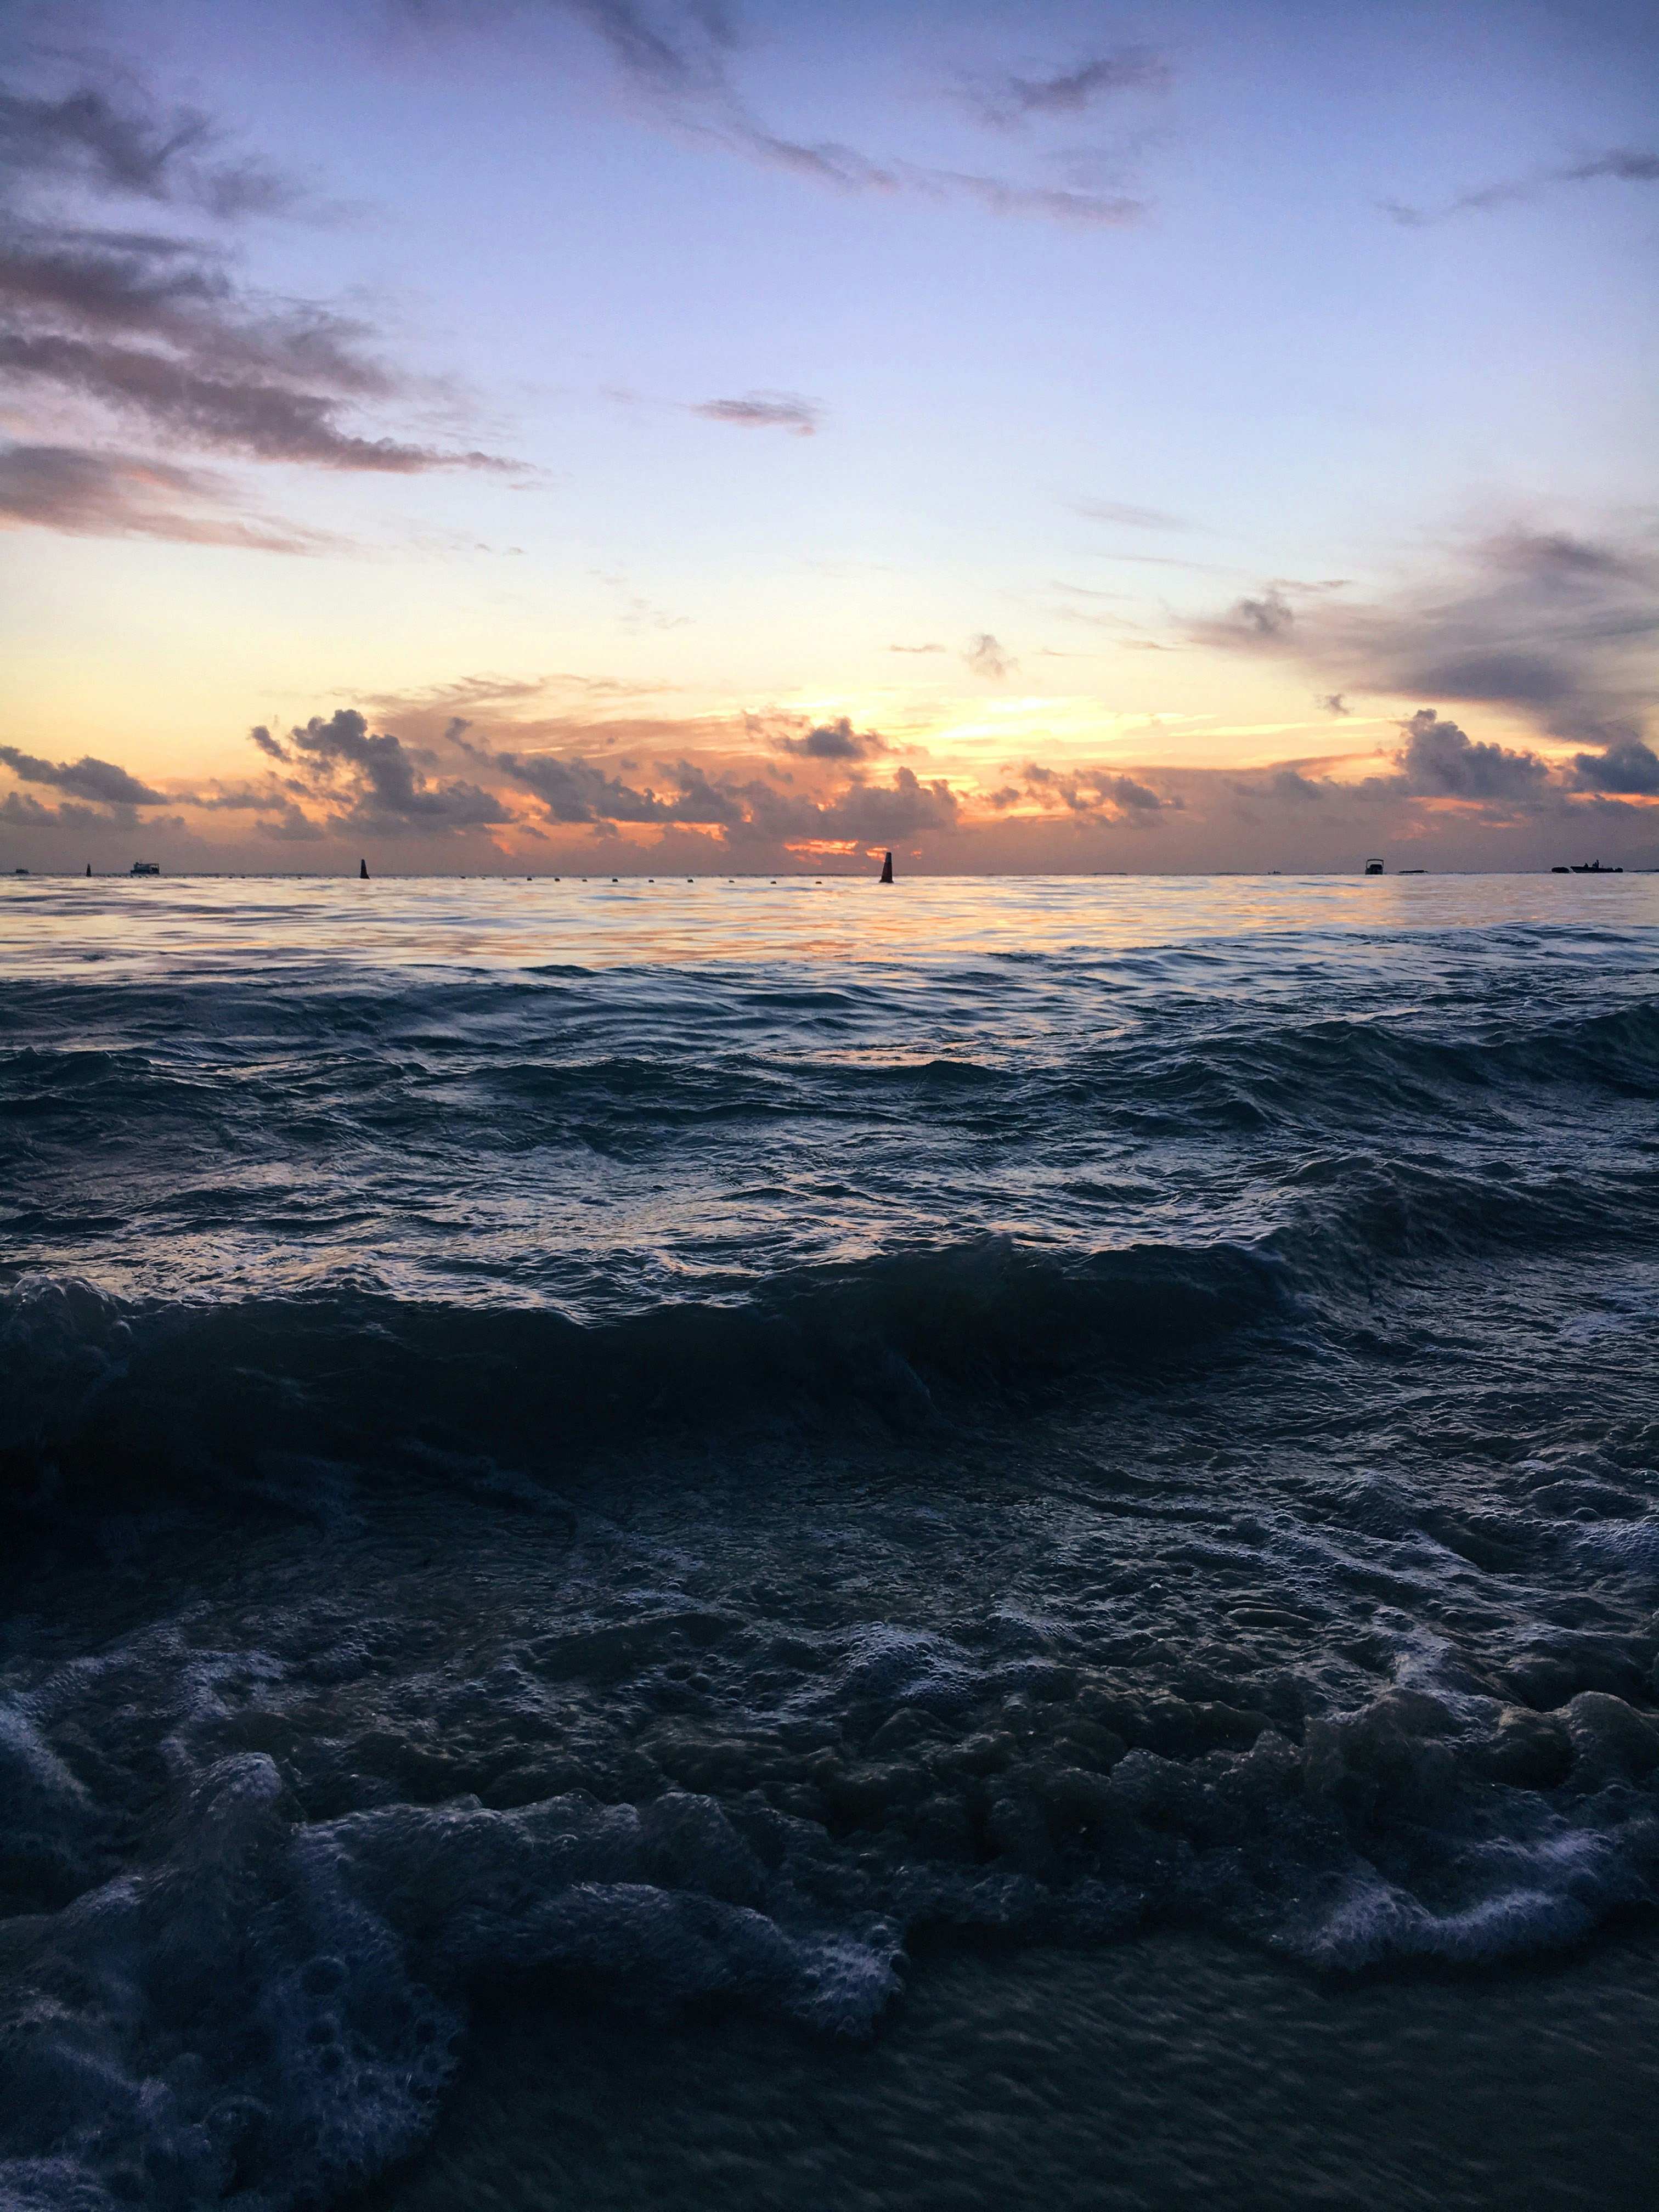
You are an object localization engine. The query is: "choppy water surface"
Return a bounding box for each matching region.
[2,872,1656,2210]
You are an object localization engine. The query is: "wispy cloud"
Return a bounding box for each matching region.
[0,80,298,218]
[963,631,1014,679]
[1384,146,1659,225]
[896,165,1144,224]
[957,48,1172,131]
[1073,496,1188,530]
[0,61,512,544]
[691,389,821,434]
[410,3,1161,227]
[0,441,333,548]
[0,217,509,472]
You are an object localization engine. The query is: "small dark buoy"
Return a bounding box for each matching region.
[359,857,369,880]
[85,862,92,877]
[879,850,894,884]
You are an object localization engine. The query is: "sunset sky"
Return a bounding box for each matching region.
[2,0,1655,873]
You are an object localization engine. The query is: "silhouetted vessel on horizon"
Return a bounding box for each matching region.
[1556,860,1623,874]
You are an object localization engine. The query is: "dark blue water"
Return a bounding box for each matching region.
[2,872,1656,2209]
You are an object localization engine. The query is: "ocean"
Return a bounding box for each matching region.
[2,870,1657,2209]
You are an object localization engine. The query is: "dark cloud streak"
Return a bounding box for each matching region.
[0,65,511,541]
[0,82,296,218]
[0,442,330,548]
[962,49,1171,130]
[0,741,165,805]
[691,390,821,435]
[413,3,1158,227]
[1385,147,1659,225]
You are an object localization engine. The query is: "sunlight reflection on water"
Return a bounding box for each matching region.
[2,870,1651,982]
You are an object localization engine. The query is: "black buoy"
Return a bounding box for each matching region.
[85,862,92,877]
[879,849,894,883]
[359,857,369,880]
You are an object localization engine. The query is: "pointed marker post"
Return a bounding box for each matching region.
[879,849,894,883]
[359,857,369,881]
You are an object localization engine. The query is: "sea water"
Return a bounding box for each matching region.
[1,871,1656,2208]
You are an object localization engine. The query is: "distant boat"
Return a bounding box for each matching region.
[879,850,894,883]
[1364,857,1384,875]
[1568,860,1623,873]
[129,861,160,876]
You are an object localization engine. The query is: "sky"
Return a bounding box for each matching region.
[1,0,1656,874]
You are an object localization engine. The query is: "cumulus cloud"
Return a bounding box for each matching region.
[1018,760,1175,817]
[775,716,885,760]
[1192,529,1659,784]
[267,709,514,833]
[249,724,292,761]
[494,748,702,825]
[691,390,821,435]
[1390,708,1549,801]
[1569,737,1659,795]
[774,763,957,842]
[328,699,963,849]
[1385,147,1659,225]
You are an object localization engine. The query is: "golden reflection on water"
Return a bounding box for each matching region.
[0,871,1653,982]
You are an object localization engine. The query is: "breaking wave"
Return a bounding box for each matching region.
[3,883,1658,2209]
